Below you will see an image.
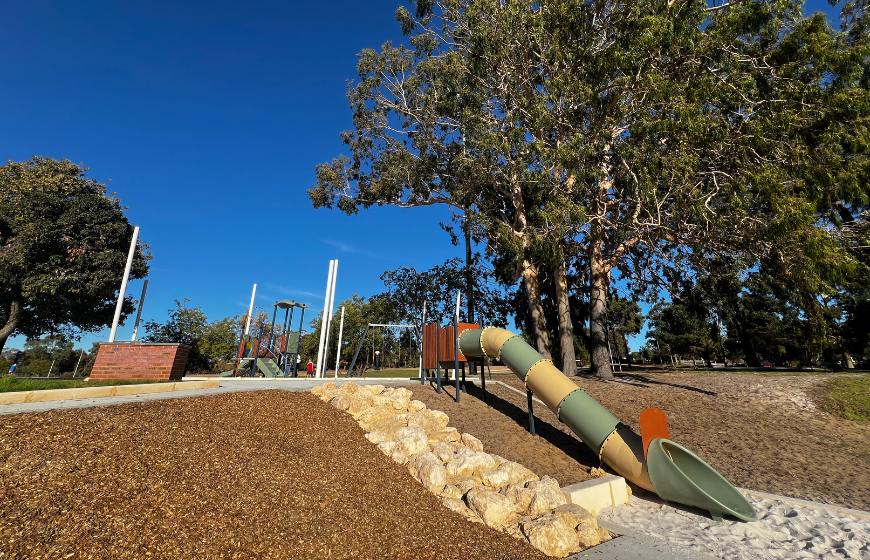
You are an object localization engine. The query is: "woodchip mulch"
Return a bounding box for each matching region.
[415,371,870,510]
[0,391,547,560]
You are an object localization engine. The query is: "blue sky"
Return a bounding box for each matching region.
[2,0,840,352]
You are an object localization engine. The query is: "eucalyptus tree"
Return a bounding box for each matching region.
[312,0,867,379]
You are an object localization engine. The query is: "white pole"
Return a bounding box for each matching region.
[72,349,85,378]
[315,260,335,377]
[333,306,345,378]
[130,280,149,342]
[321,260,339,378]
[109,226,139,342]
[244,283,257,336]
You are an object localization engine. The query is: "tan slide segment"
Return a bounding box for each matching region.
[525,360,580,411]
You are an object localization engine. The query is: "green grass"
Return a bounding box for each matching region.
[0,377,169,394]
[354,368,419,379]
[816,375,870,421]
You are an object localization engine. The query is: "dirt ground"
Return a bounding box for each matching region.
[0,391,546,560]
[412,370,870,511]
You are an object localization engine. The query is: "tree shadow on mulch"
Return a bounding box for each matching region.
[586,373,718,396]
[440,379,601,469]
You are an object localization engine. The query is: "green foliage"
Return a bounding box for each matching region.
[17,335,78,376]
[143,301,240,373]
[380,258,512,326]
[0,157,149,350]
[815,375,870,421]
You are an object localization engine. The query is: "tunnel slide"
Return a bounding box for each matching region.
[459,326,756,522]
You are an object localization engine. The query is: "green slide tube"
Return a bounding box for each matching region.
[459,327,756,521]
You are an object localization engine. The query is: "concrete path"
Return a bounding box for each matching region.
[0,378,412,415]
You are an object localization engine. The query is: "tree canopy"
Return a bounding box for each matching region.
[311,0,867,377]
[0,157,149,352]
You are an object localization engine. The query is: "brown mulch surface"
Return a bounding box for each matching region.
[0,391,546,560]
[413,371,870,511]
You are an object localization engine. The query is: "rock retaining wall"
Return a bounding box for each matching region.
[312,382,611,557]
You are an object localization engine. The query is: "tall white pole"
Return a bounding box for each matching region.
[130,280,149,342]
[321,260,339,378]
[315,259,335,377]
[244,283,257,335]
[333,306,345,378]
[109,226,139,342]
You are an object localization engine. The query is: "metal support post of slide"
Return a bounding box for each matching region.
[130,279,149,342]
[333,306,345,378]
[109,226,139,342]
[526,389,536,435]
[453,291,462,402]
[315,260,335,378]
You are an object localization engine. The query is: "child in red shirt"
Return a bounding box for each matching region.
[306,359,314,377]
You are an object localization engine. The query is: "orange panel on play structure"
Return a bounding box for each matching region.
[639,407,670,459]
[421,322,479,368]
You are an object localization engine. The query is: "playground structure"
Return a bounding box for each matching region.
[417,316,757,521]
[444,325,757,522]
[234,299,307,377]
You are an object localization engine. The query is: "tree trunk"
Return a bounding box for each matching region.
[553,258,576,375]
[522,260,552,359]
[588,245,613,379]
[463,214,476,324]
[0,300,22,354]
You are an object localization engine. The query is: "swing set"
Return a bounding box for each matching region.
[346,323,419,377]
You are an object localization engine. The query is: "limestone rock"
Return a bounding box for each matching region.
[453,477,479,496]
[501,483,535,514]
[460,432,484,452]
[377,441,396,455]
[394,426,429,456]
[408,399,426,412]
[381,387,413,410]
[407,409,450,435]
[431,441,458,463]
[442,497,477,520]
[553,503,597,530]
[439,484,464,500]
[430,427,461,443]
[413,452,447,494]
[494,460,539,486]
[521,513,581,557]
[311,382,338,400]
[526,475,567,517]
[330,394,351,411]
[446,449,499,478]
[465,487,518,528]
[480,468,511,489]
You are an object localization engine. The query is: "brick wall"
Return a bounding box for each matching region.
[90,343,191,381]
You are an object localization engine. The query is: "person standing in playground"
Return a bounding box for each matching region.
[306,359,314,377]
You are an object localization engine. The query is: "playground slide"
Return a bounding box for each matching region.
[459,327,757,522]
[237,357,283,378]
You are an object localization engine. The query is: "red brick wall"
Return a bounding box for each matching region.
[90,343,190,381]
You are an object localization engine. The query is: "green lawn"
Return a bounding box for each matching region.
[0,377,168,394]
[352,368,420,379]
[816,375,870,421]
